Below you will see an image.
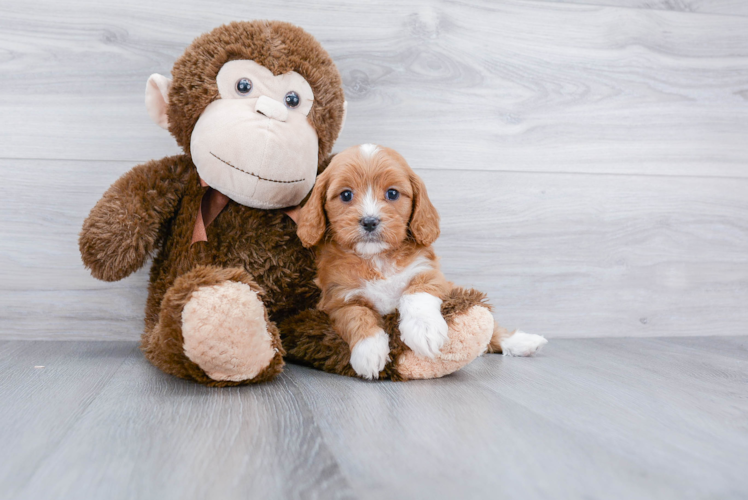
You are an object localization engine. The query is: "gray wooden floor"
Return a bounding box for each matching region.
[1,337,746,500]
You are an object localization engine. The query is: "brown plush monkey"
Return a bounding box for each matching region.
[79,21,498,386]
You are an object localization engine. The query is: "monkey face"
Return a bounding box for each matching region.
[187,60,318,209]
[145,23,347,209]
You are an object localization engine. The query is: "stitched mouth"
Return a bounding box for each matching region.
[210,152,305,184]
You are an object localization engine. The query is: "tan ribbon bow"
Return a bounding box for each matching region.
[191,177,230,244]
[191,178,300,245]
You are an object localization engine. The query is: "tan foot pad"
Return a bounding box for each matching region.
[396,305,494,380]
[182,281,275,382]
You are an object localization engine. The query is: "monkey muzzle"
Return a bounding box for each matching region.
[189,97,318,210]
[254,96,289,122]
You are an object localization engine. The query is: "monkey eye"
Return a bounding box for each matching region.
[284,91,300,108]
[386,189,400,201]
[340,190,353,203]
[235,78,253,95]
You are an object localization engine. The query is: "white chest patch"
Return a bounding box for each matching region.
[345,256,433,315]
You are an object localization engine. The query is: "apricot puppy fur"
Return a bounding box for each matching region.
[297,144,455,379]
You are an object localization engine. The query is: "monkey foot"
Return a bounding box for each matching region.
[396,305,494,379]
[181,281,277,381]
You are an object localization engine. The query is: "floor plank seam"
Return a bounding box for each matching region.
[520,0,748,19]
[5,157,748,182]
[283,370,361,500]
[0,156,148,164]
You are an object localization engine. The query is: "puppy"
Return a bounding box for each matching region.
[296,144,456,379]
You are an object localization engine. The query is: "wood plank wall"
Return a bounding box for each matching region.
[1,0,747,339]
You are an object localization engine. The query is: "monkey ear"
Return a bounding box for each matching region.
[335,101,348,142]
[297,171,329,248]
[409,172,440,247]
[145,74,172,130]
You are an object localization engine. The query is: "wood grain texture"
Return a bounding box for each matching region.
[0,0,747,177]
[2,342,354,500]
[0,341,137,499]
[424,168,748,338]
[289,338,748,499]
[0,159,150,339]
[460,336,748,499]
[2,338,746,499]
[2,158,746,339]
[1,0,747,340]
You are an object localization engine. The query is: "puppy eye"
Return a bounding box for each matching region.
[386,189,400,201]
[284,91,300,108]
[236,78,253,95]
[340,190,353,203]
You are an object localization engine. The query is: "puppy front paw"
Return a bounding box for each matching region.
[349,329,391,380]
[398,293,449,359]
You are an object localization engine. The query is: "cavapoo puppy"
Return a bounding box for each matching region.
[297,144,546,379]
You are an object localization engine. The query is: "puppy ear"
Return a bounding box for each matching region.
[317,153,337,175]
[409,172,440,246]
[297,171,329,248]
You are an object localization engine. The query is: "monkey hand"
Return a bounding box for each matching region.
[79,157,187,281]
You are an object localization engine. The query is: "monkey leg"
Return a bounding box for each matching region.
[278,287,494,381]
[141,266,284,386]
[394,288,494,379]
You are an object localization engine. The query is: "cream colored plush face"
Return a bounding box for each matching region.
[189,60,318,208]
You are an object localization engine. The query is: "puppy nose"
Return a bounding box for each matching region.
[360,217,380,232]
[254,95,288,122]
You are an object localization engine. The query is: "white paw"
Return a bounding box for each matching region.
[500,330,548,357]
[350,329,390,380]
[398,293,449,359]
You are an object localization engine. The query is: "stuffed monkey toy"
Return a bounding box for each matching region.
[79,21,499,386]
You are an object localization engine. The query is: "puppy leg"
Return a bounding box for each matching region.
[395,287,493,379]
[398,270,450,358]
[488,323,548,356]
[330,305,390,380]
[398,293,449,358]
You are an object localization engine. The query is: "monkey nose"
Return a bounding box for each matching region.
[254,96,288,122]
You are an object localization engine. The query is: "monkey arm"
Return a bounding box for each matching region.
[79,155,192,282]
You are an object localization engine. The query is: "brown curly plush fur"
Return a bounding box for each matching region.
[280,287,490,381]
[79,21,490,385]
